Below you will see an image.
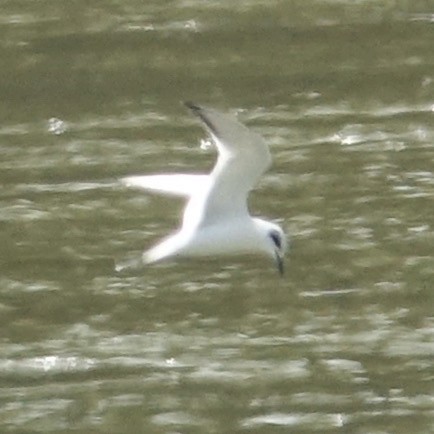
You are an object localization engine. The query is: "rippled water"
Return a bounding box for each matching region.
[1,1,434,432]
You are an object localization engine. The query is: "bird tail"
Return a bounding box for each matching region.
[142,233,183,265]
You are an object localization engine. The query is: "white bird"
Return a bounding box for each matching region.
[122,102,287,274]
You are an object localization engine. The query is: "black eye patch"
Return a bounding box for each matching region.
[269,230,281,249]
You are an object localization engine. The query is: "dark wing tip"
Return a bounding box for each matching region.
[183,101,218,135]
[184,101,202,112]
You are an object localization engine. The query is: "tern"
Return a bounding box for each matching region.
[122,102,287,274]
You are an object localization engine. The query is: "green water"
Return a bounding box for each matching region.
[1,1,434,433]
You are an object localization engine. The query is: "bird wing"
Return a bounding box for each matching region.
[183,102,271,228]
[121,174,209,197]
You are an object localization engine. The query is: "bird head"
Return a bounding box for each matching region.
[254,219,288,276]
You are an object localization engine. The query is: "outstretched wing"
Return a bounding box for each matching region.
[121,174,209,197]
[184,102,271,227]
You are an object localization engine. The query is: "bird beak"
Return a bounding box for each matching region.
[275,251,284,276]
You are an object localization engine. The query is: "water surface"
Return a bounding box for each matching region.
[1,1,434,433]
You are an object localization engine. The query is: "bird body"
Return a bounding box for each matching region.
[122,102,286,274]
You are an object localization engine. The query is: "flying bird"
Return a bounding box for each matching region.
[122,102,286,274]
